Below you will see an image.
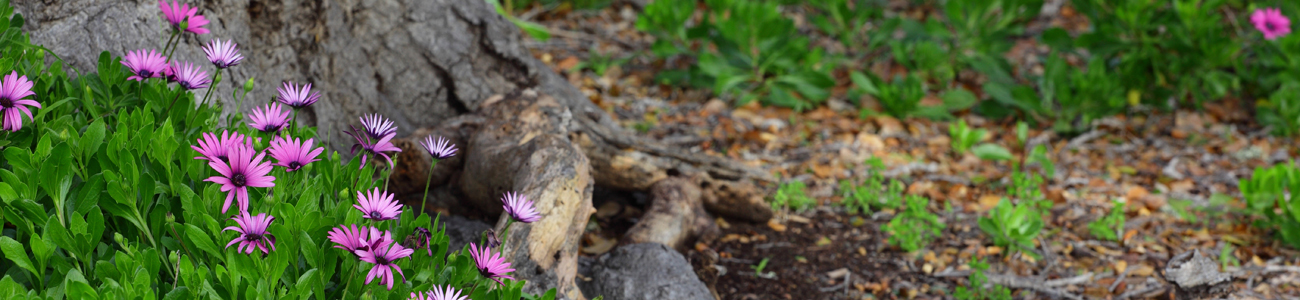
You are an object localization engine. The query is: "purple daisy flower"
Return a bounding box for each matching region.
[1253,8,1292,40]
[356,233,414,290]
[327,224,375,253]
[121,49,168,81]
[171,61,210,90]
[419,135,458,160]
[191,130,255,162]
[469,243,516,285]
[268,135,323,172]
[204,144,275,214]
[277,81,321,109]
[354,188,403,221]
[360,114,397,139]
[223,213,276,254]
[248,103,291,133]
[0,71,39,132]
[501,192,541,223]
[346,124,402,170]
[159,0,210,35]
[410,285,468,300]
[202,39,244,69]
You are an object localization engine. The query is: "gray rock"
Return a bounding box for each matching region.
[579,243,714,300]
[435,213,491,252]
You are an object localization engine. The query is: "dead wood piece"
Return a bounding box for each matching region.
[460,90,594,300]
[388,116,484,196]
[623,177,719,250]
[571,112,774,185]
[1164,249,1233,299]
[694,175,774,223]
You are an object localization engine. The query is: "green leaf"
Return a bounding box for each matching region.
[510,17,552,41]
[81,120,106,161]
[0,236,38,278]
[940,89,977,111]
[850,71,879,95]
[971,143,1013,161]
[0,275,27,297]
[185,224,223,260]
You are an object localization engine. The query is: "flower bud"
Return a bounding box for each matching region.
[35,49,44,62]
[165,212,176,223]
[113,233,125,245]
[213,71,223,85]
[244,77,256,93]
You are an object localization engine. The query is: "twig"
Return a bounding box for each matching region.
[1115,283,1167,300]
[983,273,1084,300]
[1066,130,1105,149]
[1110,266,1134,292]
[1044,272,1093,287]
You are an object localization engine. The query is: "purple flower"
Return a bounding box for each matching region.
[501,192,541,223]
[122,49,168,81]
[202,39,244,69]
[191,130,255,162]
[346,123,402,169]
[204,144,275,214]
[354,188,402,221]
[419,135,457,160]
[356,232,414,290]
[277,81,321,109]
[171,61,210,90]
[268,135,323,172]
[1253,8,1292,40]
[403,227,434,256]
[327,224,373,253]
[468,243,515,285]
[223,213,276,254]
[248,103,291,133]
[159,1,210,35]
[410,286,468,300]
[360,114,397,139]
[0,71,39,132]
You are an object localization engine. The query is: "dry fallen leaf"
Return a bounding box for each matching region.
[768,219,788,232]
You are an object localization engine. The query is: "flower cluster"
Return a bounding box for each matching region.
[1253,8,1292,40]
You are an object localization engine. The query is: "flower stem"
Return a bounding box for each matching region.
[165,89,185,114]
[161,31,179,61]
[163,32,182,64]
[418,159,439,217]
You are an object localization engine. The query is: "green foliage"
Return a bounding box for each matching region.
[949,120,986,155]
[884,195,944,253]
[971,143,1013,161]
[772,181,814,212]
[1088,200,1126,242]
[486,0,552,41]
[571,48,631,77]
[1007,167,1050,215]
[838,158,904,214]
[1240,162,1300,249]
[750,257,770,276]
[977,198,1043,258]
[953,258,1013,300]
[0,3,552,298]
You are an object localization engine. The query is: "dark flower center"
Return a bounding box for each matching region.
[369,211,384,219]
[478,266,493,278]
[288,162,302,170]
[138,70,153,78]
[264,124,282,132]
[245,233,263,242]
[216,155,229,162]
[375,255,390,265]
[179,82,194,90]
[0,97,12,108]
[232,174,247,187]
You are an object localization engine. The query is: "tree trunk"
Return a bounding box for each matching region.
[15,0,773,298]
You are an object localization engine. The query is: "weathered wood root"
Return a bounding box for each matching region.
[388,116,483,196]
[622,177,719,251]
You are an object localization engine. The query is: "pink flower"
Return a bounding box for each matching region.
[268,135,323,172]
[170,61,210,90]
[410,285,468,300]
[360,114,397,140]
[0,71,39,132]
[191,130,255,162]
[204,144,275,214]
[501,192,541,223]
[354,188,403,221]
[420,135,457,160]
[202,39,244,69]
[468,243,515,285]
[121,49,168,81]
[277,81,321,109]
[346,115,402,169]
[1253,8,1292,40]
[356,231,414,290]
[248,103,291,133]
[158,0,209,34]
[328,224,378,253]
[223,213,276,254]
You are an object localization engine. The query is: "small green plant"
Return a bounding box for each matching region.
[1088,200,1126,242]
[571,48,631,77]
[772,181,815,212]
[978,198,1044,258]
[949,119,987,155]
[751,257,771,275]
[1025,144,1055,179]
[1008,167,1050,215]
[1239,163,1300,249]
[970,143,1013,161]
[953,258,1013,300]
[884,195,945,252]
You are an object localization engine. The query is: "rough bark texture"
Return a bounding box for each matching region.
[577,243,715,300]
[1164,249,1233,299]
[622,177,717,251]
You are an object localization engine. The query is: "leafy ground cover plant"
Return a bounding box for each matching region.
[838,157,904,214]
[772,180,814,213]
[0,1,553,298]
[884,195,944,253]
[1088,200,1127,242]
[1240,163,1300,249]
[952,257,1013,300]
[949,119,986,155]
[978,198,1044,259]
